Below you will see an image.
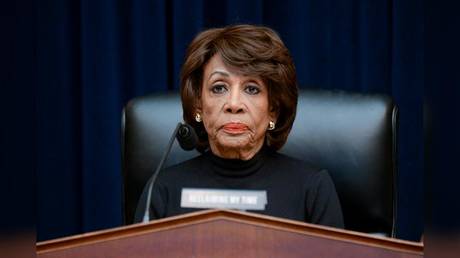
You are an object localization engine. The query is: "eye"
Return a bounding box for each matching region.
[245,85,261,95]
[211,84,227,94]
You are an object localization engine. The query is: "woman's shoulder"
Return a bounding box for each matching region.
[163,154,205,171]
[266,151,328,177]
[267,151,324,173]
[158,155,209,184]
[267,151,336,190]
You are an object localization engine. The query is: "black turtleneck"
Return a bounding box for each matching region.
[134,148,344,229]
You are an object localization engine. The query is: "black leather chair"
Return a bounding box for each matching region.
[121,89,398,237]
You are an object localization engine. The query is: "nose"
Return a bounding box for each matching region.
[225,89,244,114]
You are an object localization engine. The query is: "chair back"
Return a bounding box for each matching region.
[121,89,398,236]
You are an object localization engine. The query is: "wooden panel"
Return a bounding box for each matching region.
[37,209,423,258]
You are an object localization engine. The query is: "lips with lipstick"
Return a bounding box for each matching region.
[222,122,249,134]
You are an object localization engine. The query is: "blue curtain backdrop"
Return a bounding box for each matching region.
[37,0,423,241]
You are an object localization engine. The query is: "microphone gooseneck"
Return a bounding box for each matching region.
[142,122,197,223]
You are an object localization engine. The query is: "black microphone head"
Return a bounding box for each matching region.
[176,123,198,151]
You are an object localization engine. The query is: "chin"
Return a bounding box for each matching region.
[217,135,251,150]
[219,141,249,150]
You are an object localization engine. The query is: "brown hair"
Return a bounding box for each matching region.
[180,24,298,152]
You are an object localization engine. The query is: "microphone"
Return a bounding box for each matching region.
[142,122,197,223]
[176,123,198,151]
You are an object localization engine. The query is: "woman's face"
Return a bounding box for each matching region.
[197,54,276,160]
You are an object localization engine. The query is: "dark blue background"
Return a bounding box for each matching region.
[35,0,423,241]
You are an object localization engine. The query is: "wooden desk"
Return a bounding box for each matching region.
[37,209,423,258]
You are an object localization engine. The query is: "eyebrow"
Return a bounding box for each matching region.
[208,71,229,80]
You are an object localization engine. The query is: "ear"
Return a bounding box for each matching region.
[195,100,202,114]
[269,106,279,124]
[269,113,278,125]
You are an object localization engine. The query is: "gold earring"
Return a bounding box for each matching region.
[195,113,202,122]
[268,121,275,130]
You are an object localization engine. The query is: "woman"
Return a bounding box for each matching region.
[135,24,344,228]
